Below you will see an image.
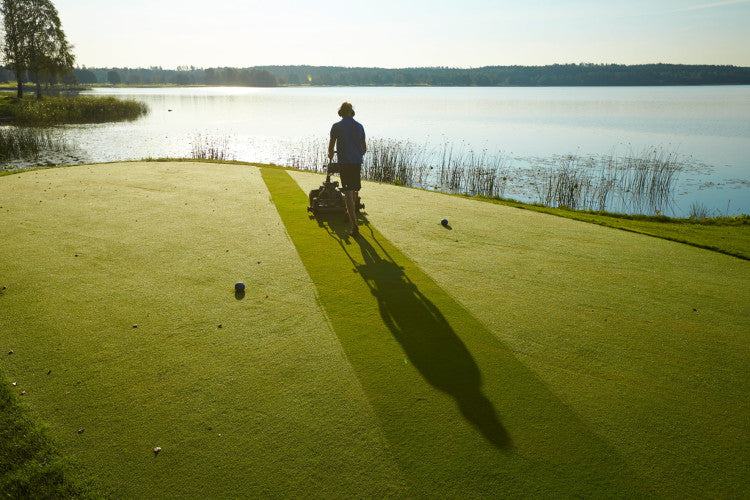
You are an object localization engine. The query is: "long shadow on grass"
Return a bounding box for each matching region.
[314,212,510,448]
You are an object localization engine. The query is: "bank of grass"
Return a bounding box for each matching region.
[468,195,750,259]
[1,162,748,497]
[0,373,102,497]
[0,94,148,126]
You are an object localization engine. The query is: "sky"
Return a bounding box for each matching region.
[53,0,750,69]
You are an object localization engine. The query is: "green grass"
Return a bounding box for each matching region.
[0,371,102,497]
[0,95,148,126]
[468,196,750,259]
[2,162,748,497]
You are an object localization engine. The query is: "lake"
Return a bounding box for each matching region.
[51,86,750,216]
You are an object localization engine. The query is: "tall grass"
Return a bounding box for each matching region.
[364,139,429,187]
[189,134,234,161]
[533,147,683,213]
[195,135,687,216]
[435,143,511,198]
[284,138,511,197]
[0,126,74,164]
[1,95,148,126]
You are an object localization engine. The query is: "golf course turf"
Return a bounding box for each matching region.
[1,162,748,497]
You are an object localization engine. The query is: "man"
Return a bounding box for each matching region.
[328,102,367,237]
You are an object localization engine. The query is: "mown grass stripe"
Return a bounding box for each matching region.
[262,167,648,497]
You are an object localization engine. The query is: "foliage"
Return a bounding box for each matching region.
[106,69,121,85]
[266,63,750,86]
[24,0,75,97]
[0,94,148,125]
[75,63,750,88]
[1,0,75,98]
[1,0,28,96]
[0,125,72,163]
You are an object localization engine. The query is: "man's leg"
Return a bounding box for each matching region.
[344,190,358,235]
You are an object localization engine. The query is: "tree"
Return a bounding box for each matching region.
[1,0,30,97]
[248,69,276,87]
[107,69,121,85]
[74,67,97,84]
[1,0,74,98]
[25,0,74,97]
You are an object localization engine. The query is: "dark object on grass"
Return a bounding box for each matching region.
[8,350,13,355]
[441,218,448,226]
[307,163,364,215]
[235,282,245,292]
[77,428,85,434]
[153,446,162,456]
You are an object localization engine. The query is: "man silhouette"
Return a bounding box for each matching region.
[328,102,367,237]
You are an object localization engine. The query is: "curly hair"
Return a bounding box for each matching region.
[338,102,355,117]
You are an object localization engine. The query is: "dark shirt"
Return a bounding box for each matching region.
[330,117,366,164]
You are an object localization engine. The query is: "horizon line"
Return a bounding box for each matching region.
[73,62,750,71]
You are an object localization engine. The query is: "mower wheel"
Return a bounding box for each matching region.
[308,189,320,208]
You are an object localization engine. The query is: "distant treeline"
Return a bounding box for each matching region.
[4,64,749,88]
[259,64,750,86]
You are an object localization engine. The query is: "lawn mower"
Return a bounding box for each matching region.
[307,163,364,215]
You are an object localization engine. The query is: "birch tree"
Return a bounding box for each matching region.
[1,0,74,98]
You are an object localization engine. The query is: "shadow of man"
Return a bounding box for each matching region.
[316,213,510,448]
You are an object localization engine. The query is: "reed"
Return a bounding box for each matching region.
[688,202,710,220]
[281,137,687,216]
[1,95,148,126]
[0,126,73,164]
[189,134,233,161]
[532,147,683,214]
[364,139,429,187]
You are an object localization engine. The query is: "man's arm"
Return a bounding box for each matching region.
[362,139,367,155]
[328,136,336,160]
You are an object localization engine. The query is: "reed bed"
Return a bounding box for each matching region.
[435,143,512,198]
[283,138,511,197]
[2,96,148,126]
[0,126,74,165]
[533,147,683,214]
[190,134,234,161]
[364,139,430,187]
[192,134,686,216]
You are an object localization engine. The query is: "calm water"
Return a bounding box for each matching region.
[57,86,750,216]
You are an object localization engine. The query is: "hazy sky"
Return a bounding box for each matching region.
[54,0,750,68]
